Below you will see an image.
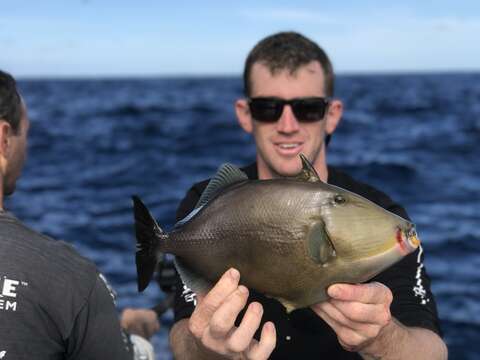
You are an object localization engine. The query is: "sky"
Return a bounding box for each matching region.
[1,0,479,78]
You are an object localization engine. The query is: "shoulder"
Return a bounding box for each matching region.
[175,178,210,221]
[0,213,98,298]
[0,213,105,341]
[328,166,410,220]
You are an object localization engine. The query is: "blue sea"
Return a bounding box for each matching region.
[8,73,480,359]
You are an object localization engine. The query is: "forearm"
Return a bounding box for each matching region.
[169,319,228,360]
[360,318,447,360]
[170,319,201,360]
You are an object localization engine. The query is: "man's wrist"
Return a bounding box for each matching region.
[359,318,407,359]
[170,319,227,360]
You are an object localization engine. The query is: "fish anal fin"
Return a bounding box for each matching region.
[174,257,213,295]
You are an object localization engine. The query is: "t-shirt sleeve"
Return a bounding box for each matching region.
[371,196,442,336]
[66,275,134,360]
[373,247,442,336]
[174,183,206,221]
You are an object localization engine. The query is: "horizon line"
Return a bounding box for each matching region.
[15,68,480,81]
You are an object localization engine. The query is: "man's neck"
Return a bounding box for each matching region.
[0,180,4,210]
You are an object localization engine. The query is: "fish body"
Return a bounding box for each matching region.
[133,155,419,312]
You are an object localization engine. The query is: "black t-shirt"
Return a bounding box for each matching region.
[0,211,133,360]
[172,163,442,359]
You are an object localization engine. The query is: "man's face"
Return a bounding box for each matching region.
[237,61,340,179]
[3,102,29,195]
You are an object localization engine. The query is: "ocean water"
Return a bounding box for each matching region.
[8,73,480,359]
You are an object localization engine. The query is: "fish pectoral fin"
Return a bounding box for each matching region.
[174,257,213,295]
[195,163,248,209]
[307,222,336,265]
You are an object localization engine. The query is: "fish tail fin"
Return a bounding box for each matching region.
[132,195,166,292]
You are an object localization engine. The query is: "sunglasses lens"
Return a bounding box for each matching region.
[249,98,328,123]
[249,99,283,122]
[293,99,328,122]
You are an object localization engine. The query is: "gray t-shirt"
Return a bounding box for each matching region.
[0,211,133,359]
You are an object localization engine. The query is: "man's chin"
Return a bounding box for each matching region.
[272,164,303,178]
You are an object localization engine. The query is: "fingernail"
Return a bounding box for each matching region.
[249,302,262,314]
[229,268,240,280]
[238,285,248,295]
[328,285,340,298]
[264,322,275,333]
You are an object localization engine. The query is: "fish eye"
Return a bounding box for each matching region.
[333,194,346,205]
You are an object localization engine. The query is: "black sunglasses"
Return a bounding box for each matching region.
[248,97,329,123]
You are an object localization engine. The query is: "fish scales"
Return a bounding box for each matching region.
[133,154,420,311]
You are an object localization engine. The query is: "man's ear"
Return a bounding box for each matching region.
[235,99,253,134]
[0,121,12,156]
[0,121,12,174]
[325,99,343,135]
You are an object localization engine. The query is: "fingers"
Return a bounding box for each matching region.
[312,282,394,352]
[189,268,240,337]
[315,306,367,349]
[325,282,392,326]
[329,299,391,325]
[227,301,263,351]
[246,322,277,360]
[314,299,390,326]
[316,301,385,338]
[120,308,160,339]
[142,317,161,338]
[209,285,250,339]
[186,268,277,359]
[328,282,393,305]
[205,269,241,307]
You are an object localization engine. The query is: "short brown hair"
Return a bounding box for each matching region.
[243,32,334,97]
[0,70,22,134]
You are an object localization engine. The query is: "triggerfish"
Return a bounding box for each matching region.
[133,154,419,312]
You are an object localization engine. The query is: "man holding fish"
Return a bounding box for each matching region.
[167,32,447,359]
[129,32,448,359]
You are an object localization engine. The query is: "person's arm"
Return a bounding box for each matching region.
[120,308,160,339]
[67,275,135,359]
[360,318,447,360]
[169,268,276,360]
[311,282,448,359]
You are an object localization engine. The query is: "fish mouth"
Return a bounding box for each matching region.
[407,226,420,248]
[396,224,420,253]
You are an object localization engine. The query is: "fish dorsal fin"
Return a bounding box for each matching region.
[293,154,321,183]
[307,222,336,266]
[195,163,248,209]
[174,206,202,229]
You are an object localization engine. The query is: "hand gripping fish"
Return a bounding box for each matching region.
[132,154,419,312]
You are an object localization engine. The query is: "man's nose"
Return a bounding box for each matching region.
[276,105,300,133]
